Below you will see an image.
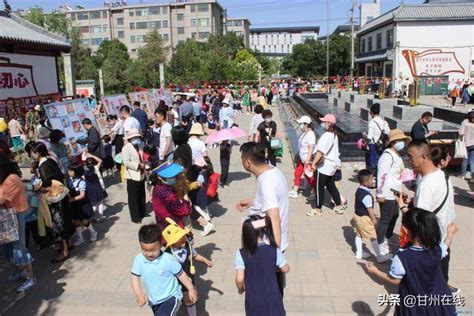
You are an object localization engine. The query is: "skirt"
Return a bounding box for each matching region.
[86,180,108,204]
[49,199,73,242]
[102,156,115,170]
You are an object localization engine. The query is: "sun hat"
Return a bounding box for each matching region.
[319,114,336,124]
[189,123,204,136]
[388,128,411,144]
[222,98,231,105]
[155,161,184,179]
[356,138,366,150]
[296,115,312,124]
[37,126,51,139]
[162,217,192,247]
[125,128,141,140]
[194,156,207,167]
[0,118,7,133]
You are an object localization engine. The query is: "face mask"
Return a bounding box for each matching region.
[265,118,272,124]
[393,141,405,151]
[299,123,305,129]
[320,122,326,130]
[163,177,176,186]
[131,138,141,146]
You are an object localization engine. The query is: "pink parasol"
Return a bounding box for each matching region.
[205,127,247,144]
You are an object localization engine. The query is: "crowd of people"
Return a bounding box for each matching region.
[0,81,472,315]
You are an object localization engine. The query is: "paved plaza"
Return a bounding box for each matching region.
[0,106,472,316]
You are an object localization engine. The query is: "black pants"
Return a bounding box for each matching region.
[376,199,399,244]
[127,179,146,223]
[441,248,451,282]
[314,170,341,209]
[268,151,277,166]
[220,163,229,185]
[451,96,457,106]
[25,220,41,248]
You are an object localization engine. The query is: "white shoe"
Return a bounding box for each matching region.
[306,209,322,216]
[201,222,215,236]
[355,251,371,260]
[288,190,298,199]
[90,230,98,242]
[329,206,344,215]
[73,236,85,246]
[377,254,392,263]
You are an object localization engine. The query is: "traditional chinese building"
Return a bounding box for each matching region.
[355,2,474,94]
[0,7,72,119]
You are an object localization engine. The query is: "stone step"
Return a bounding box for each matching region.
[367,98,398,109]
[338,90,358,98]
[360,107,393,121]
[334,97,350,107]
[344,101,366,114]
[385,117,444,132]
[350,94,374,104]
[393,104,433,121]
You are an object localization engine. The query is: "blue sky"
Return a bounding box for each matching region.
[11,0,423,35]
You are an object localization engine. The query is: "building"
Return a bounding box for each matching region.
[226,18,251,47]
[66,0,226,57]
[359,0,381,27]
[355,2,474,93]
[249,26,320,58]
[318,24,359,42]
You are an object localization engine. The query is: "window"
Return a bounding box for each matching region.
[136,10,148,16]
[368,36,373,51]
[137,35,145,43]
[192,32,197,39]
[90,11,101,19]
[136,22,147,29]
[199,18,209,26]
[91,25,105,33]
[281,44,284,51]
[265,34,268,45]
[198,3,209,12]
[191,18,197,27]
[376,33,382,50]
[131,49,137,52]
[263,45,265,52]
[386,29,394,48]
[234,20,242,26]
[70,13,76,21]
[199,32,210,39]
[162,7,168,14]
[130,36,136,43]
[81,39,89,45]
[274,44,276,52]
[91,38,103,46]
[77,12,88,20]
[190,4,196,12]
[117,17,124,25]
[178,27,185,34]
[129,11,134,16]
[80,26,90,33]
[162,34,169,41]
[149,7,160,15]
[118,31,124,38]
[149,21,161,28]
[163,20,168,28]
[287,44,290,52]
[102,11,108,18]
[130,22,135,30]
[361,39,366,53]
[289,34,292,44]
[177,13,184,21]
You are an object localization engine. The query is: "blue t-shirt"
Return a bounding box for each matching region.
[234,242,287,269]
[131,252,183,305]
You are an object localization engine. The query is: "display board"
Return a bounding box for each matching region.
[128,91,155,117]
[102,94,130,116]
[151,88,174,107]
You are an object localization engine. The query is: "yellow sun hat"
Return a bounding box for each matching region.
[162,217,192,248]
[0,118,7,133]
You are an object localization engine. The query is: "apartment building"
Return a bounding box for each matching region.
[249,26,320,58]
[226,18,251,48]
[66,0,226,58]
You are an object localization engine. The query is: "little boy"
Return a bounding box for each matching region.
[131,224,197,315]
[353,169,392,263]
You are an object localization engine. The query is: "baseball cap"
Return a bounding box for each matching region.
[319,114,336,124]
[296,115,312,124]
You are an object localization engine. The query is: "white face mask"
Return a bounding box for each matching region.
[265,118,272,124]
[320,122,326,130]
[131,138,141,146]
[393,141,405,151]
[299,123,305,129]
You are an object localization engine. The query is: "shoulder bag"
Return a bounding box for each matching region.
[0,205,19,245]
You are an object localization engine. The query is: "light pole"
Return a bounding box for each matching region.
[350,0,356,85]
[326,0,330,82]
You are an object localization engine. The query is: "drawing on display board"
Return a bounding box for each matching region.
[60,116,71,128]
[69,137,79,153]
[66,102,77,115]
[71,120,83,133]
[47,105,59,118]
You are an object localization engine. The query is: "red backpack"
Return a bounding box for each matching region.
[207,172,220,198]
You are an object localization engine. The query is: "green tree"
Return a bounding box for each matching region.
[208,32,245,60]
[167,39,211,84]
[249,49,272,75]
[99,40,131,94]
[134,29,168,88]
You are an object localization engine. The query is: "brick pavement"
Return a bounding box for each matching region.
[0,104,472,315]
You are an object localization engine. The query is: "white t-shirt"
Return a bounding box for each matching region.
[249,167,289,251]
[158,122,173,160]
[367,116,390,144]
[376,149,404,200]
[112,120,124,136]
[298,130,316,162]
[187,137,207,163]
[414,169,456,240]
[316,132,340,176]
[123,116,141,137]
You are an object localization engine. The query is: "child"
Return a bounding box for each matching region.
[206,113,217,148]
[162,218,213,316]
[219,140,231,186]
[24,180,41,249]
[131,224,197,314]
[102,135,114,176]
[234,215,289,316]
[353,169,392,262]
[84,155,108,222]
[67,163,97,246]
[366,208,458,316]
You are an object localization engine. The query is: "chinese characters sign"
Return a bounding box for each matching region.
[0,58,39,99]
[402,49,466,77]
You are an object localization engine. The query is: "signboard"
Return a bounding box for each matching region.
[44,100,97,156]
[402,49,466,77]
[102,94,130,116]
[151,88,174,107]
[76,80,96,97]
[128,91,155,117]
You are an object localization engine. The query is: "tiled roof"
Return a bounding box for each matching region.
[0,12,71,50]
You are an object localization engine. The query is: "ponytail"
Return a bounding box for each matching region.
[242,215,277,256]
[402,208,441,248]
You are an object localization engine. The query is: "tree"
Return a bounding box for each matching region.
[135,29,168,88]
[167,39,211,84]
[249,49,272,75]
[231,50,261,81]
[208,32,245,60]
[99,40,131,94]
[23,7,71,38]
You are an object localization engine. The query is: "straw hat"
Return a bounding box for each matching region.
[125,128,141,140]
[189,123,204,136]
[388,129,411,144]
[162,217,192,247]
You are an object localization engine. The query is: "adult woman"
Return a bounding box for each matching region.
[0,147,36,291]
[256,109,277,166]
[107,115,124,170]
[459,108,474,182]
[49,129,69,174]
[249,104,264,142]
[307,114,344,216]
[187,124,208,164]
[375,129,410,255]
[219,98,235,129]
[289,116,316,199]
[30,142,72,263]
[122,129,146,223]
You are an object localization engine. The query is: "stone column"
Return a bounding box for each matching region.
[62,53,75,97]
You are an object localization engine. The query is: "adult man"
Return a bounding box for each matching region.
[406,140,458,293]
[410,112,438,142]
[191,97,201,121]
[366,103,390,171]
[120,105,141,138]
[154,108,174,161]
[78,118,104,158]
[179,97,194,123]
[131,101,148,133]
[236,142,289,295]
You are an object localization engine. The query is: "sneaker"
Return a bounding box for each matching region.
[379,241,389,255]
[330,206,344,215]
[288,190,298,199]
[306,209,322,216]
[8,270,27,282]
[90,230,98,242]
[201,222,215,236]
[449,285,461,295]
[97,214,106,223]
[73,236,85,247]
[355,251,371,260]
[377,254,392,263]
[16,278,36,292]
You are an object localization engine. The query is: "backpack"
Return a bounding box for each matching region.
[374,120,390,153]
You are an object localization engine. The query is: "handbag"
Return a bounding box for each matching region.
[454,140,468,159]
[0,205,19,245]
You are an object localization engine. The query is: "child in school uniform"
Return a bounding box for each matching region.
[219,140,231,186]
[162,218,213,316]
[353,169,392,263]
[367,208,458,316]
[235,215,289,316]
[84,155,108,222]
[102,135,115,176]
[206,113,217,148]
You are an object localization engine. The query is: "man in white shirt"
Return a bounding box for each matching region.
[120,105,141,138]
[406,140,457,293]
[154,108,174,161]
[236,142,289,295]
[366,103,390,171]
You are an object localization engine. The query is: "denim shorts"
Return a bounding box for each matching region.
[150,296,181,316]
[5,212,33,266]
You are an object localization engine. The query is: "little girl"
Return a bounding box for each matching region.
[206,113,217,148]
[84,155,108,222]
[234,215,289,316]
[67,163,97,246]
[219,140,231,186]
[101,135,115,176]
[366,208,457,315]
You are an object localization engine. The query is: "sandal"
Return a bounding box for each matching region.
[51,254,71,264]
[306,209,322,216]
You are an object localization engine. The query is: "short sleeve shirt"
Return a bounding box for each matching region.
[187,138,207,163]
[316,132,339,176]
[158,122,174,160]
[123,116,141,137]
[131,252,183,305]
[0,174,28,212]
[298,130,316,162]
[234,243,286,270]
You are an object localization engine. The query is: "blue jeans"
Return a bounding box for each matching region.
[6,212,33,266]
[461,148,474,177]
